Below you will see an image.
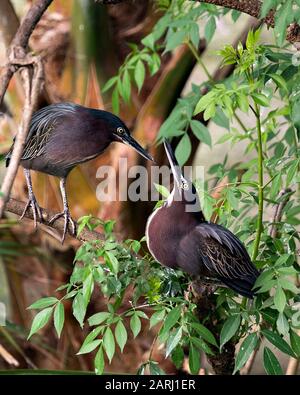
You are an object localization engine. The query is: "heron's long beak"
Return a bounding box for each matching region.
[122,134,154,162]
[163,139,183,188]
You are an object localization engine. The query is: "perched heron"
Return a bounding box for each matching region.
[146,140,259,298]
[6,102,153,243]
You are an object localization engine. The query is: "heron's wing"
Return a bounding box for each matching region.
[5,103,76,165]
[194,223,259,280]
[177,222,259,297]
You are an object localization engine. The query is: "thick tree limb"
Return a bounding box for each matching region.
[96,0,272,23]
[0,0,53,218]
[95,0,300,43]
[5,198,105,243]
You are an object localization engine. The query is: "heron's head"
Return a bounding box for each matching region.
[163,139,201,213]
[103,112,154,161]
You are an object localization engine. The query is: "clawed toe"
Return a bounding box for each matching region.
[49,210,76,244]
[20,197,43,228]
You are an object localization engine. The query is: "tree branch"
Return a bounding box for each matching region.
[95,0,273,25]
[0,0,53,105]
[95,0,300,43]
[5,198,105,243]
[0,0,53,218]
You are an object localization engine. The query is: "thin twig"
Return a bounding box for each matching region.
[252,102,263,262]
[270,188,292,239]
[241,188,292,375]
[0,59,43,217]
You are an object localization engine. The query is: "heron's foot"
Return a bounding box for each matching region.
[20,196,43,228]
[48,209,76,244]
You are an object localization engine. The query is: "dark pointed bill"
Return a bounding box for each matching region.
[122,134,154,162]
[163,139,183,187]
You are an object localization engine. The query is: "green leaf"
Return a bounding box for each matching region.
[260,0,276,18]
[190,23,200,48]
[276,313,289,336]
[88,312,111,326]
[150,310,166,329]
[149,361,165,375]
[121,69,131,103]
[274,0,292,46]
[72,293,86,328]
[190,323,218,347]
[81,327,102,349]
[162,306,182,333]
[28,307,53,339]
[212,107,229,130]
[286,160,299,185]
[255,269,274,288]
[231,9,241,22]
[191,337,214,355]
[278,278,299,294]
[154,184,170,198]
[165,30,186,52]
[220,315,241,350]
[292,100,300,130]
[171,346,184,369]
[190,120,212,147]
[290,330,300,357]
[141,33,155,50]
[77,339,102,355]
[134,60,145,92]
[166,327,182,358]
[102,76,118,93]
[54,302,64,338]
[203,102,216,120]
[194,91,215,115]
[270,173,281,200]
[263,347,283,375]
[130,314,141,338]
[105,251,119,274]
[28,297,58,310]
[115,320,127,353]
[135,310,148,319]
[189,344,200,375]
[204,17,216,43]
[82,272,93,306]
[175,134,191,165]
[237,93,249,113]
[94,346,105,375]
[269,74,287,91]
[252,93,269,107]
[233,333,259,374]
[274,286,286,313]
[262,329,295,357]
[103,327,115,363]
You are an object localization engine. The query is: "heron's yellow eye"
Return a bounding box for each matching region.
[117,127,125,135]
[181,181,189,190]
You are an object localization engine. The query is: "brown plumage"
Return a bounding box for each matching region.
[146,140,259,298]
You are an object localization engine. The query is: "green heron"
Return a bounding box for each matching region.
[6,102,153,243]
[146,140,259,298]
